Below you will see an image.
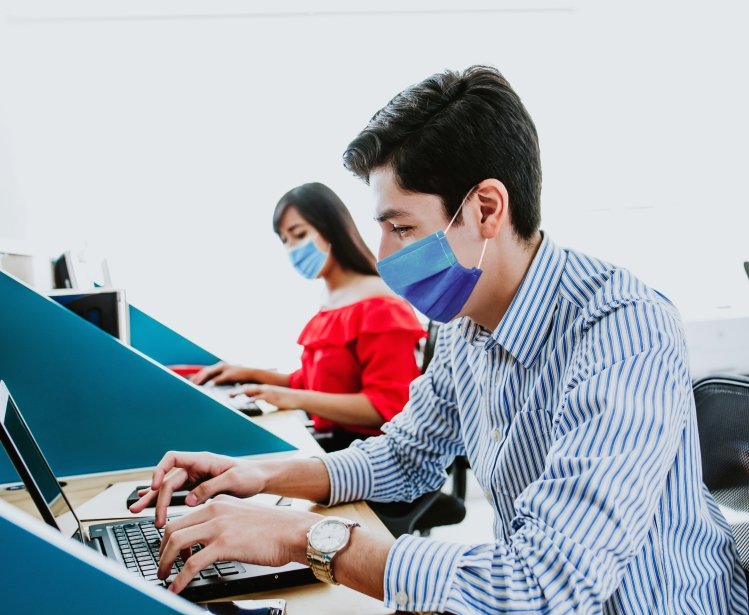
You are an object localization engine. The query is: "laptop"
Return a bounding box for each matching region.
[0,380,315,601]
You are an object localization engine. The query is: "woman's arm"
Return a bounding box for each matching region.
[247,368,291,387]
[190,362,290,387]
[235,385,383,427]
[291,390,382,426]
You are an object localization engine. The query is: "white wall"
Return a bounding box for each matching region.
[1,0,748,370]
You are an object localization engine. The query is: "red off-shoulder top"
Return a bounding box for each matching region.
[287,295,426,436]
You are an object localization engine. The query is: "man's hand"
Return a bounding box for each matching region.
[128,451,268,527]
[190,362,256,386]
[232,384,306,410]
[157,496,321,594]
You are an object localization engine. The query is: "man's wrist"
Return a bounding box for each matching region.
[292,512,324,565]
[256,458,331,503]
[252,460,280,494]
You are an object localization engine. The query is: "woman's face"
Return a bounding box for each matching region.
[277,207,327,251]
[277,207,334,278]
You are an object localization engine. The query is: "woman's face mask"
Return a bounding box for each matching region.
[376,189,487,323]
[287,234,329,280]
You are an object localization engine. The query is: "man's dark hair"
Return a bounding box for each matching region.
[343,65,541,240]
[272,182,378,276]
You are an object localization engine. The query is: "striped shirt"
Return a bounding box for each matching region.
[323,233,748,614]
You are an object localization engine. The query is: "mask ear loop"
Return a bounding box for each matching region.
[477,238,489,269]
[445,186,488,269]
[445,186,478,234]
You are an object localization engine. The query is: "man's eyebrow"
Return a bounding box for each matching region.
[374,208,410,223]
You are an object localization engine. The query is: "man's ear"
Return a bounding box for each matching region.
[474,179,508,239]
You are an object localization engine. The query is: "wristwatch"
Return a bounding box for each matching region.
[306,517,360,584]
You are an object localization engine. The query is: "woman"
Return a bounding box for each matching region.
[192,182,425,451]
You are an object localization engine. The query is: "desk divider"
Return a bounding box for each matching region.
[0,499,201,614]
[129,303,221,366]
[0,270,295,484]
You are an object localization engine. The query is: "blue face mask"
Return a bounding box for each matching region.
[376,192,487,323]
[288,236,329,280]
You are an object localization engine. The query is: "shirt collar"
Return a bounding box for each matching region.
[458,233,567,368]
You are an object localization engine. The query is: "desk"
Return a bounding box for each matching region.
[1,412,393,615]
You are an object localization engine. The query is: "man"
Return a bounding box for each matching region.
[132,66,747,613]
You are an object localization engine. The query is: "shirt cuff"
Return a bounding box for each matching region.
[319,445,374,506]
[384,534,466,613]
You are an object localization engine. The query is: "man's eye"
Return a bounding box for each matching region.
[391,226,413,237]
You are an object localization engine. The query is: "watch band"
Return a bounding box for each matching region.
[306,518,360,585]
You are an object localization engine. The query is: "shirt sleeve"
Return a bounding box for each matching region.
[287,368,305,390]
[354,330,421,423]
[322,323,465,505]
[380,301,694,614]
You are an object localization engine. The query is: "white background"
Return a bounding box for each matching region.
[1,0,748,371]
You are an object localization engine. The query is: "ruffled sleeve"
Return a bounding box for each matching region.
[287,368,305,390]
[295,296,426,433]
[297,295,425,349]
[354,297,426,423]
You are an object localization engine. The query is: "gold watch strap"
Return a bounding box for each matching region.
[307,519,360,585]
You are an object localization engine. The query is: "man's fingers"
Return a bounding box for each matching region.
[158,520,214,580]
[129,488,157,513]
[153,469,188,528]
[187,472,237,506]
[150,451,187,490]
[167,544,221,595]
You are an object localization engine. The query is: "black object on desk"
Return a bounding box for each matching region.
[126,485,190,508]
[200,599,286,615]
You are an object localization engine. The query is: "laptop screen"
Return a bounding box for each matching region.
[0,382,82,539]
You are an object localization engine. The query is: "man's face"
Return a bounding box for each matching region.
[371,165,477,263]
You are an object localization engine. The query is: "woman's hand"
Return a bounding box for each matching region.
[232,384,307,410]
[128,451,269,527]
[190,362,256,386]
[157,496,322,594]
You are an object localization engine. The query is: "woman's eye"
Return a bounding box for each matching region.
[294,232,307,241]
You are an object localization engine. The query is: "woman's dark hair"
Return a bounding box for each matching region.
[342,65,541,241]
[272,182,378,276]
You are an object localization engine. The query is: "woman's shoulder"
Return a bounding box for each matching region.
[357,296,426,337]
[298,291,425,346]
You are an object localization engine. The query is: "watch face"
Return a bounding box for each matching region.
[310,519,349,553]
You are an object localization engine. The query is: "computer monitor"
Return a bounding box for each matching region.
[53,249,112,290]
[48,288,130,344]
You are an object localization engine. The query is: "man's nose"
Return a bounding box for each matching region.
[377,235,393,261]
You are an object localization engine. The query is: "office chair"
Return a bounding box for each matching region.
[744,261,749,281]
[693,374,749,576]
[367,321,468,537]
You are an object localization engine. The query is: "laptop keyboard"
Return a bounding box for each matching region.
[113,519,245,586]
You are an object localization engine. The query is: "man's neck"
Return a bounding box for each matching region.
[467,231,543,331]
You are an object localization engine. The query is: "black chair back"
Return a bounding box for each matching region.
[694,374,749,575]
[368,321,468,537]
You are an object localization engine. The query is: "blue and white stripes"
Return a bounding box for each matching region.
[323,234,748,614]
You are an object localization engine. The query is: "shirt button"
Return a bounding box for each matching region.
[491,428,502,442]
[394,591,409,607]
